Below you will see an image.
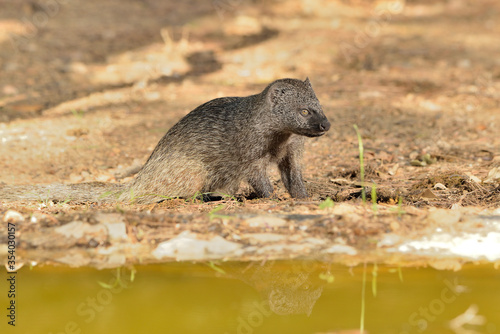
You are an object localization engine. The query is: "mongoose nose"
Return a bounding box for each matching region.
[320,121,331,132]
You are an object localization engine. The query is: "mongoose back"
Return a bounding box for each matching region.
[121,78,330,203]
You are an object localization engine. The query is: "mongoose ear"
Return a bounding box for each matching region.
[268,83,289,105]
[304,77,312,88]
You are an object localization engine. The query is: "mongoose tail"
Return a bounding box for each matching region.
[0,182,124,203]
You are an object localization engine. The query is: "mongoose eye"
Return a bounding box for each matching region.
[300,109,310,116]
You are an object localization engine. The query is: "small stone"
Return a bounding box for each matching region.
[2,85,18,95]
[101,253,126,268]
[96,173,115,182]
[242,233,286,244]
[390,221,400,231]
[68,62,88,74]
[245,216,287,228]
[3,210,24,223]
[5,262,24,272]
[409,151,419,160]
[55,221,107,243]
[419,100,442,112]
[69,173,83,183]
[56,253,91,267]
[95,213,128,241]
[324,244,357,255]
[457,59,471,68]
[153,231,242,261]
[378,233,401,247]
[359,91,384,99]
[104,222,128,242]
[224,15,262,36]
[428,208,462,225]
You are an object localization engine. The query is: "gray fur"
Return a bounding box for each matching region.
[121,78,330,203]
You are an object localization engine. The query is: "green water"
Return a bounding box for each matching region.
[1,262,499,334]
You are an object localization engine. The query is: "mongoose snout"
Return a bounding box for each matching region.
[310,117,331,137]
[319,120,331,132]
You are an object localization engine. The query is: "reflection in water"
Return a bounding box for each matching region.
[8,262,500,334]
[225,261,326,316]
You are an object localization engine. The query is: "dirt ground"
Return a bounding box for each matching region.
[0,0,499,266]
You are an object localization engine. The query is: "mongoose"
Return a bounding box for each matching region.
[0,78,330,204]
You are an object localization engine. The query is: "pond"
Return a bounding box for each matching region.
[6,261,499,334]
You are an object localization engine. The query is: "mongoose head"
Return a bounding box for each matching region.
[267,78,331,137]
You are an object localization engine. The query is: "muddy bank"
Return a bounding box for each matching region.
[3,203,499,270]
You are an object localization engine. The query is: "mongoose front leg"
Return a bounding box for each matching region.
[278,155,308,199]
[248,167,274,198]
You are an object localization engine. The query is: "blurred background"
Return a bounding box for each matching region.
[1,2,500,333]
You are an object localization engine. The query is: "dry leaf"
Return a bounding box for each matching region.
[421,189,438,199]
[465,173,482,184]
[484,167,500,184]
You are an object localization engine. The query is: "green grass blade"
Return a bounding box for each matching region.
[353,125,366,203]
[360,262,367,333]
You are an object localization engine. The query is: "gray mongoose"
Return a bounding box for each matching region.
[0,78,330,204]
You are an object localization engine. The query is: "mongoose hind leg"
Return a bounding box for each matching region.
[247,167,274,198]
